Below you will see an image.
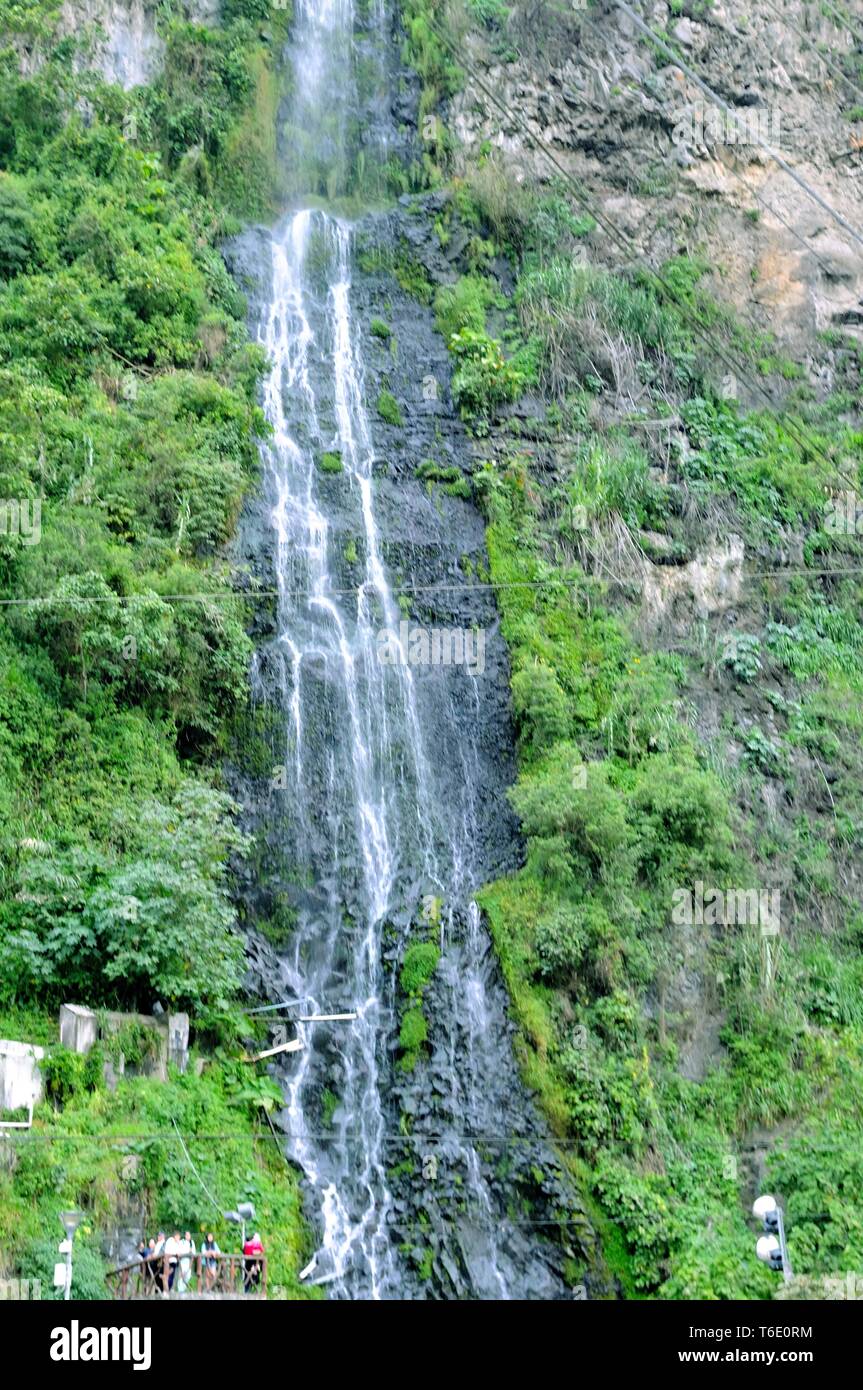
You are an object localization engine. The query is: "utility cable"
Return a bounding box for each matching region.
[615,0,863,248]
[423,9,861,498]
[170,1117,224,1216]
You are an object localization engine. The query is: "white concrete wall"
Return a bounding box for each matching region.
[0,1041,44,1113]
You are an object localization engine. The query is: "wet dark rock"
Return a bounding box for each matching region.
[222,189,595,1301]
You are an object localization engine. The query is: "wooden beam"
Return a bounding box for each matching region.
[297,1013,357,1023]
[248,1039,303,1061]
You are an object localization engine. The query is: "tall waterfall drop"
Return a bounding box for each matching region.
[237,0,576,1299]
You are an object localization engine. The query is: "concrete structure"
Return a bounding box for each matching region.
[58,1004,192,1078]
[0,1040,44,1114]
[168,1013,189,1073]
[59,1003,98,1054]
[99,1011,168,1081]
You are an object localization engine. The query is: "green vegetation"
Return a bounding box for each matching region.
[0,1007,316,1299]
[448,327,531,427]
[357,238,433,303]
[139,9,290,219]
[433,273,492,342]
[397,935,440,1072]
[369,316,392,339]
[318,450,343,473]
[415,459,471,499]
[376,388,404,427]
[398,1005,429,1070]
[400,940,440,994]
[476,434,863,1294]
[435,102,863,1297]
[0,0,309,1288]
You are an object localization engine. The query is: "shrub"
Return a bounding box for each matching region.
[401,941,440,995]
[449,327,524,423]
[721,633,762,683]
[510,758,635,893]
[370,317,391,339]
[434,275,490,344]
[0,180,39,278]
[516,259,694,398]
[467,0,509,28]
[398,1006,428,1071]
[318,450,343,473]
[376,389,403,426]
[533,904,588,984]
[511,661,571,756]
[42,1047,89,1108]
[415,460,471,498]
[593,1159,677,1291]
[24,1236,108,1300]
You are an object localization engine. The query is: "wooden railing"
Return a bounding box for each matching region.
[106,1251,267,1300]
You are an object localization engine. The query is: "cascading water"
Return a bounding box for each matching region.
[237,0,580,1299]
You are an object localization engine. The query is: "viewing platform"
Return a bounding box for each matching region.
[106,1252,267,1301]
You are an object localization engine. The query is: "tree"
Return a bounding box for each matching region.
[88,784,248,1013]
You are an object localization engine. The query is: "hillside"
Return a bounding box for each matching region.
[0,0,861,1304]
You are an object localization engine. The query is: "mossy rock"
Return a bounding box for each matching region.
[398,1006,428,1071]
[376,390,404,427]
[400,941,440,995]
[415,459,471,499]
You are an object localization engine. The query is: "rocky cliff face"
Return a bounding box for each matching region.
[423,2,863,1167]
[15,0,219,87]
[449,1,863,369]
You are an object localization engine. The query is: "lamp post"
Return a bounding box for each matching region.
[58,1211,83,1301]
[753,1194,792,1283]
[225,1202,256,1293]
[225,1202,255,1251]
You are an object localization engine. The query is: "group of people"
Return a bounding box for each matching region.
[135,1230,265,1294]
[136,1231,222,1293]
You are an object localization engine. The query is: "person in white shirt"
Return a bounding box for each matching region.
[176,1231,196,1293]
[163,1231,181,1292]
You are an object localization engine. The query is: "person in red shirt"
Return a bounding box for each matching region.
[242,1232,265,1293]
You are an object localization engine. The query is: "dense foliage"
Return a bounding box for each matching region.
[0,5,279,1017]
[0,1004,316,1298]
[0,2,317,1297]
[454,159,863,1297]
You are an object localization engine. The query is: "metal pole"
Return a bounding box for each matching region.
[64,1242,72,1301]
[776,1205,793,1283]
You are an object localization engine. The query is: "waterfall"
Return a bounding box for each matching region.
[240,0,574,1300]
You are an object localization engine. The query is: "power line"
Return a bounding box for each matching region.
[170,1117,223,1216]
[602,4,845,280]
[2,562,863,615]
[743,0,863,112]
[615,0,863,249]
[587,0,863,329]
[799,0,863,60]
[5,1128,589,1146]
[425,8,862,497]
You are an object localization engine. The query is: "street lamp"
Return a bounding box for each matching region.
[224,1201,255,1250]
[752,1194,792,1283]
[58,1211,83,1301]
